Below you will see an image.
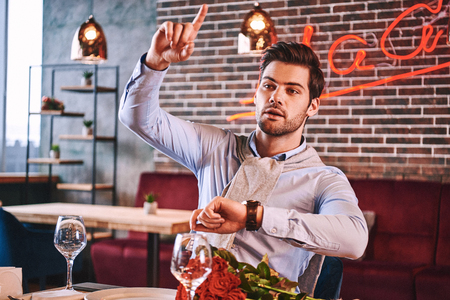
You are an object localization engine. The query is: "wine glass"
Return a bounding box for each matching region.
[171,233,212,300]
[54,215,87,290]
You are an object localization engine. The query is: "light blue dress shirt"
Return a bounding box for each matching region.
[119,55,368,283]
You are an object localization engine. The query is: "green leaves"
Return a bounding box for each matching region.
[214,248,239,270]
[209,246,321,300]
[257,261,271,279]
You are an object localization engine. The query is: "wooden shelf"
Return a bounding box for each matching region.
[27,158,84,165]
[57,183,114,191]
[61,85,117,93]
[0,173,59,184]
[59,134,116,142]
[31,110,85,117]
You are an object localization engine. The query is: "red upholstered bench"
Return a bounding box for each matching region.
[90,172,198,288]
[340,179,442,300]
[415,183,450,300]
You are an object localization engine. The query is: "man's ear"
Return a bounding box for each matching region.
[307,97,320,117]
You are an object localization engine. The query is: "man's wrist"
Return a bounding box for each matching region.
[144,52,170,71]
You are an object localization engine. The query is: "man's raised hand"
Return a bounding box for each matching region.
[146,4,208,70]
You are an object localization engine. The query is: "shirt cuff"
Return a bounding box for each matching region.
[127,53,168,89]
[261,206,292,237]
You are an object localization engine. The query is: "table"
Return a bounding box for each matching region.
[21,282,176,299]
[3,202,192,287]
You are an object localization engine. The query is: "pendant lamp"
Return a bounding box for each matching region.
[238,2,277,54]
[70,15,107,64]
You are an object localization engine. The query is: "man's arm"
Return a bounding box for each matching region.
[191,173,369,260]
[190,196,264,233]
[119,5,229,172]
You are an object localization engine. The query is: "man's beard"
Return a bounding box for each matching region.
[256,105,307,137]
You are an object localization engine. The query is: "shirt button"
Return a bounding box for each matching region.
[271,228,277,234]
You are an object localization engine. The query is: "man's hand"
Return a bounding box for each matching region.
[190,197,247,234]
[145,4,208,70]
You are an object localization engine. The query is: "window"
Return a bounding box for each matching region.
[3,0,42,172]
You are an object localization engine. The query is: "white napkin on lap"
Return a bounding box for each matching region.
[32,289,84,300]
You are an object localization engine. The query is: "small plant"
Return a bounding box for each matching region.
[144,192,158,203]
[51,144,60,152]
[83,119,93,128]
[83,70,94,79]
[41,96,64,111]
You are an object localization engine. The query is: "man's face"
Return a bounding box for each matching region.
[254,61,318,137]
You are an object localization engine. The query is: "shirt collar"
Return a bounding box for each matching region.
[248,131,307,161]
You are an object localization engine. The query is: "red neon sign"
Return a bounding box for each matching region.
[227,0,449,122]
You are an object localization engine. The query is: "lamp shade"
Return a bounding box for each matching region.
[71,15,107,64]
[238,2,277,54]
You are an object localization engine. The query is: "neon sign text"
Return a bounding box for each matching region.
[227,0,449,122]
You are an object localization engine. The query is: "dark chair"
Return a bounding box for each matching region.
[90,172,199,288]
[314,256,343,300]
[0,207,82,293]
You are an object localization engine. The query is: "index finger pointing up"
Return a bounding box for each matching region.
[190,4,208,40]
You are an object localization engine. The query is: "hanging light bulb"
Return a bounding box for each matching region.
[238,2,277,54]
[71,15,107,64]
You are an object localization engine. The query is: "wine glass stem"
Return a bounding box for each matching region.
[65,258,74,290]
[185,288,195,300]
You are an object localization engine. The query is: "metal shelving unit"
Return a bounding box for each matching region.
[24,64,119,206]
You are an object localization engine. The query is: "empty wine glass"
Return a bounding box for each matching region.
[171,233,212,300]
[54,215,87,290]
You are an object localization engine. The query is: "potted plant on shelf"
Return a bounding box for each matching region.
[143,192,158,214]
[82,70,94,86]
[82,119,94,136]
[49,144,60,159]
[41,96,64,112]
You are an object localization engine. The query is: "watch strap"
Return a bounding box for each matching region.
[245,200,261,231]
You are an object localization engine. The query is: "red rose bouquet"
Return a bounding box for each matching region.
[176,247,319,300]
[41,96,64,111]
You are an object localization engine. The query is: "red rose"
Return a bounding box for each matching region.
[176,283,188,300]
[208,272,233,297]
[198,289,217,300]
[175,255,243,300]
[225,288,247,300]
[212,256,228,273]
[195,278,209,297]
[228,272,241,289]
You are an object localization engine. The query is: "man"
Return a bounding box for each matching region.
[119,4,368,292]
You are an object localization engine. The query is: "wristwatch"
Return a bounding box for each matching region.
[245,200,261,231]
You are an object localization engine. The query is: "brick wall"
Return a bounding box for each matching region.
[154,0,450,182]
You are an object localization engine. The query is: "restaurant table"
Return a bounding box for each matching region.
[20,282,177,300]
[3,202,192,287]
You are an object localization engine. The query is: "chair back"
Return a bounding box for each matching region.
[129,172,199,240]
[0,207,29,266]
[134,172,199,210]
[435,184,450,266]
[313,256,343,300]
[0,207,79,292]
